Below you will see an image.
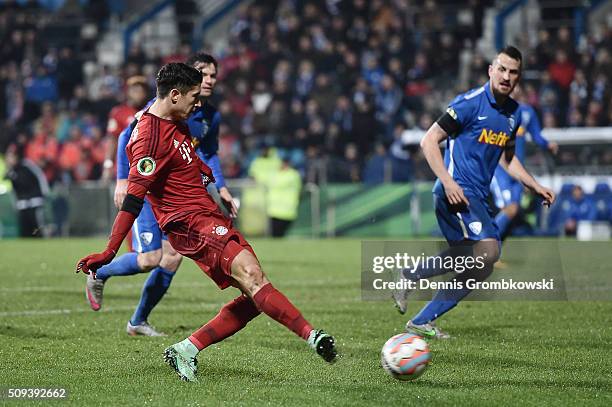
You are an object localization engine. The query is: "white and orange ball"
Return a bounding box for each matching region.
[381,333,431,380]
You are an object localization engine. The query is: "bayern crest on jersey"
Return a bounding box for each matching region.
[214,225,228,236]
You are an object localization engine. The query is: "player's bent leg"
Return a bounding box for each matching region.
[392,194,472,315]
[136,249,163,272]
[407,238,500,339]
[164,294,261,381]
[502,202,519,219]
[392,242,474,315]
[189,294,261,350]
[160,239,182,271]
[229,244,338,363]
[495,202,519,239]
[228,248,270,297]
[123,249,164,334]
[129,241,180,336]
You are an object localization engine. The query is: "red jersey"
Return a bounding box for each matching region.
[126,112,220,228]
[107,104,138,138]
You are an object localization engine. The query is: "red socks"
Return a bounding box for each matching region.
[189,295,260,350]
[252,283,312,340]
[189,284,313,351]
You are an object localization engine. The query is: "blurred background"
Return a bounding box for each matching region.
[0,0,611,240]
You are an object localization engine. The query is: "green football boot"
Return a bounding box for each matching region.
[308,330,338,363]
[163,345,198,382]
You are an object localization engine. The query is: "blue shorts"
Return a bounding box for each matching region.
[131,198,167,253]
[490,168,523,209]
[434,193,500,242]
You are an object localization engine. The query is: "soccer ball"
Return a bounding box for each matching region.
[381,333,431,380]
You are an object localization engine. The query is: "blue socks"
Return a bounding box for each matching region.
[408,243,495,325]
[95,252,140,281]
[412,294,463,325]
[94,252,176,325]
[495,212,512,237]
[130,267,175,326]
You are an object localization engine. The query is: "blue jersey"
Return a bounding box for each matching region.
[116,99,225,188]
[491,103,550,208]
[514,103,548,162]
[187,101,224,188]
[433,82,521,200]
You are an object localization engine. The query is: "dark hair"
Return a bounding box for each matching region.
[156,63,202,98]
[186,52,218,70]
[499,45,522,66]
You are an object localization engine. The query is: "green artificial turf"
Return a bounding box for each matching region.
[0,238,610,406]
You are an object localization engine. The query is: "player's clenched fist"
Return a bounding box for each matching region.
[533,185,555,207]
[76,249,116,279]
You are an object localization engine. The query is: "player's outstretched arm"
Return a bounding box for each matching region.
[76,182,147,278]
[527,106,559,154]
[503,154,555,206]
[198,150,237,217]
[420,123,468,206]
[218,186,238,218]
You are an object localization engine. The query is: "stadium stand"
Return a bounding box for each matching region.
[0,0,611,237]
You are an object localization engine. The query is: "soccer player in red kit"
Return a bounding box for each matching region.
[102,75,149,181]
[76,63,337,382]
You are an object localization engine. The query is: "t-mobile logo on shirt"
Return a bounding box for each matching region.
[179,141,193,164]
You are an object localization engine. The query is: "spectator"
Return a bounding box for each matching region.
[102,75,149,181]
[564,186,596,236]
[363,142,388,185]
[2,0,612,190]
[266,156,302,237]
[56,47,83,101]
[329,142,361,183]
[548,49,575,91]
[24,65,58,104]
[4,143,49,237]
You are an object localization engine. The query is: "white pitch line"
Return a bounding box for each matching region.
[0,278,355,293]
[0,309,74,317]
[0,296,361,318]
[0,304,217,318]
[0,282,210,293]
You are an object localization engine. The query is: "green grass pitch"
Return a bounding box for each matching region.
[0,238,611,406]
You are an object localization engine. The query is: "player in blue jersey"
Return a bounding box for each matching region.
[392,46,555,338]
[85,53,238,336]
[490,85,558,239]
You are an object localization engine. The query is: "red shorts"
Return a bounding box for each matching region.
[164,211,256,289]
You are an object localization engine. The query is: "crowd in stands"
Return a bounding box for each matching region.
[1,0,612,188]
[0,0,119,185]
